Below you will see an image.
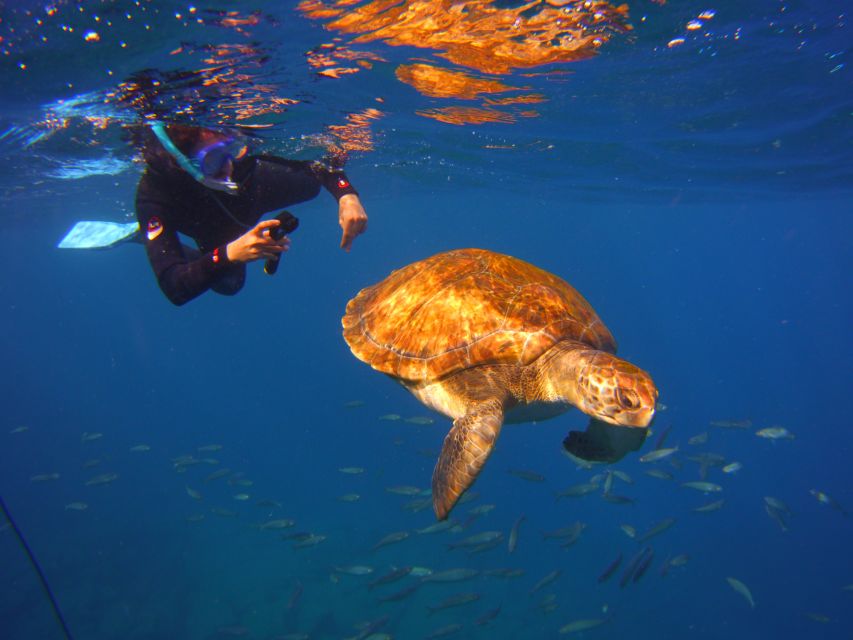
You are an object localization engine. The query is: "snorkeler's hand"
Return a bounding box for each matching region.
[338,193,368,252]
[226,219,291,264]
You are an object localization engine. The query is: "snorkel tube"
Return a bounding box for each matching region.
[149,122,239,193]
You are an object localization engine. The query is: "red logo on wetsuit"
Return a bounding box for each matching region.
[213,247,220,263]
[337,177,350,189]
[146,216,163,241]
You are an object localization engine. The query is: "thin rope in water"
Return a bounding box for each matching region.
[0,495,75,640]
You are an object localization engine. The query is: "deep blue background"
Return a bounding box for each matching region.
[1,1,851,639]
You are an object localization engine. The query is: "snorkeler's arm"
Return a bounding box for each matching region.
[336,193,367,251]
[240,155,359,207]
[136,203,235,306]
[239,155,367,249]
[309,163,367,250]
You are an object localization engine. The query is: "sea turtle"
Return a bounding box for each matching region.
[342,248,658,520]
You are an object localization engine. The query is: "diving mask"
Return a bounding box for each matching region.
[150,122,246,193]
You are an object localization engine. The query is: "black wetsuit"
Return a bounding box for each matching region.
[136,155,357,306]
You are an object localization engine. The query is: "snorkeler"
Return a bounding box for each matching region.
[135,123,368,305]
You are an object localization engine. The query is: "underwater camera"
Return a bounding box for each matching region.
[265,210,299,276]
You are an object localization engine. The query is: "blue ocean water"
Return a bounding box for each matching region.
[1,1,851,639]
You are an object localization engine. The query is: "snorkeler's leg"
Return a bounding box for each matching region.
[190,244,246,295]
[210,264,246,296]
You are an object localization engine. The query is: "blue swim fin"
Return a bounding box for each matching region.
[57,220,141,249]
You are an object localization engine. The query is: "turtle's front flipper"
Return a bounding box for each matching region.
[563,418,648,464]
[432,399,504,520]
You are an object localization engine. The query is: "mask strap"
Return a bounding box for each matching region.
[149,122,239,193]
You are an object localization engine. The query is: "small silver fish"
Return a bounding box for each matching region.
[204,468,232,483]
[508,515,525,553]
[476,605,502,625]
[810,489,848,515]
[597,553,622,583]
[259,518,295,530]
[688,432,708,445]
[372,531,409,550]
[660,553,689,576]
[681,481,722,493]
[421,568,479,583]
[543,522,586,540]
[637,517,676,542]
[402,496,433,513]
[385,485,422,495]
[424,623,463,639]
[612,470,634,484]
[334,564,373,575]
[378,583,421,602]
[764,504,788,532]
[555,483,599,498]
[710,419,752,429]
[559,618,607,635]
[602,470,614,495]
[694,499,725,513]
[416,520,456,535]
[803,612,830,623]
[483,568,524,578]
[85,473,118,486]
[468,504,496,516]
[427,592,480,614]
[726,576,756,608]
[756,426,794,440]
[447,531,503,549]
[30,473,60,482]
[764,496,791,515]
[639,446,679,463]
[368,566,412,589]
[293,534,326,548]
[670,554,690,567]
[644,469,673,481]
[507,468,545,482]
[530,569,561,594]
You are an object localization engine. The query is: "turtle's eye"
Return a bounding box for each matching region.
[616,388,639,410]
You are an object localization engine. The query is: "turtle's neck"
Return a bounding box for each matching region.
[526,340,601,407]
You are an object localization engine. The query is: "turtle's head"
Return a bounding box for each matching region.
[567,350,658,427]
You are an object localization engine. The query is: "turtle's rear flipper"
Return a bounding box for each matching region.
[432,399,504,521]
[563,419,648,464]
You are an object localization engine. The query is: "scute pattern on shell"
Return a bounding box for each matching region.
[342,248,616,382]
